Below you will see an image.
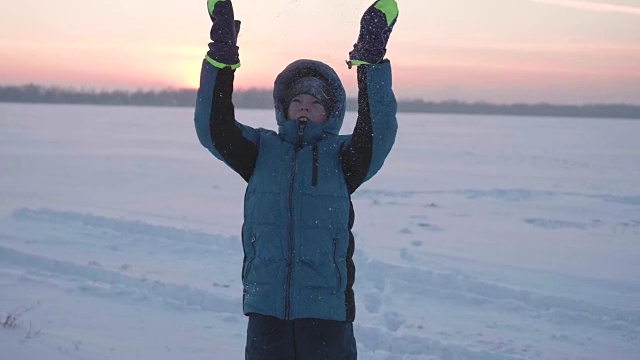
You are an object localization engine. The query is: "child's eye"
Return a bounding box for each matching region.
[291,99,301,103]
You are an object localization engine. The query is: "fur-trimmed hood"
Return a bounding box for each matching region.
[273,59,347,145]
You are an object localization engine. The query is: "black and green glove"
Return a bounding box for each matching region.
[206,0,241,69]
[348,0,399,68]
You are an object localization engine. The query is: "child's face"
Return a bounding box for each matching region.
[287,94,328,124]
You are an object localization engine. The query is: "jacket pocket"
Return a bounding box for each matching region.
[243,235,257,280]
[333,238,342,294]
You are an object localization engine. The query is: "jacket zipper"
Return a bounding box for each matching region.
[285,120,307,319]
[333,238,342,294]
[312,145,318,188]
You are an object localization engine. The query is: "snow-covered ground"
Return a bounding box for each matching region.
[1,103,639,359]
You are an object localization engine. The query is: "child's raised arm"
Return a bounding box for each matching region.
[195,0,259,182]
[342,0,399,193]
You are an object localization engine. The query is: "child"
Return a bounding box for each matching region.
[194,0,398,358]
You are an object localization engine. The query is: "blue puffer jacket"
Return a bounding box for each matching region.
[194,58,397,322]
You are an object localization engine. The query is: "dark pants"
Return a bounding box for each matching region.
[245,313,357,360]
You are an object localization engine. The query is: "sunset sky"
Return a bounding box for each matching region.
[1,0,639,104]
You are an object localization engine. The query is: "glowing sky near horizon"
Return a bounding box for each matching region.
[1,0,639,104]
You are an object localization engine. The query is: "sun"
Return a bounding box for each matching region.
[163,46,280,91]
[177,59,204,89]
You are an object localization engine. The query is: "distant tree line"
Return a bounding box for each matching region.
[0,84,196,107]
[1,84,638,119]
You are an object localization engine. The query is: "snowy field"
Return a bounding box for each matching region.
[1,102,639,360]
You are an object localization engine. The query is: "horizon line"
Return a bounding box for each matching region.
[1,83,639,107]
